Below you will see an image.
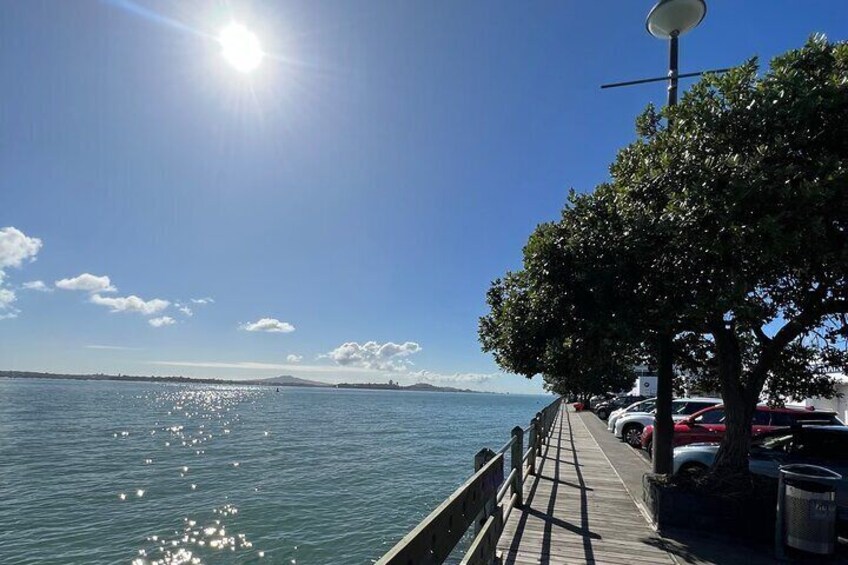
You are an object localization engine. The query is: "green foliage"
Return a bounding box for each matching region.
[480,36,848,475]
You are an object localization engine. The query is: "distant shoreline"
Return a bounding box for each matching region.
[0,370,493,394]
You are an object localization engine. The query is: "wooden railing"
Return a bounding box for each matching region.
[375,397,562,565]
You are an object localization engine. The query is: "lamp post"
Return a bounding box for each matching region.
[601,0,710,475]
[646,0,707,476]
[646,0,707,111]
[602,0,722,106]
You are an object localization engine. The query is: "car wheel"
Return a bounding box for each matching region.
[623,425,644,447]
[678,462,708,478]
[597,409,609,420]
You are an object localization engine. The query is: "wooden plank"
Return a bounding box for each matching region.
[496,407,677,565]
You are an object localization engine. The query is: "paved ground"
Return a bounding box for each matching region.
[578,409,848,565]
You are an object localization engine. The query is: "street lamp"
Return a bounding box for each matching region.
[646,0,707,107]
[601,0,725,109]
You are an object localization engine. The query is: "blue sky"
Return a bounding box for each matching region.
[1,1,847,394]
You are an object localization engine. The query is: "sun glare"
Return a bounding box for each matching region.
[219,23,263,73]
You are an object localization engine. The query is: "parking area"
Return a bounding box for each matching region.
[580,406,848,564]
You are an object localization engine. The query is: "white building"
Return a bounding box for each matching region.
[789,371,848,423]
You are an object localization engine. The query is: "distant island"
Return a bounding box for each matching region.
[0,371,485,393]
[0,370,329,388]
[334,380,479,393]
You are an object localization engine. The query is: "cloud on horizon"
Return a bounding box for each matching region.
[150,359,372,374]
[22,280,52,292]
[286,354,303,363]
[327,341,421,371]
[149,316,176,327]
[55,273,117,293]
[90,293,170,315]
[239,318,295,333]
[408,370,498,384]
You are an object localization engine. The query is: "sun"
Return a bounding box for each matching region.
[219,23,263,73]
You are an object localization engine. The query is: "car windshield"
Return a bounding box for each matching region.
[671,401,715,415]
[753,432,794,452]
[692,409,725,424]
[629,400,655,413]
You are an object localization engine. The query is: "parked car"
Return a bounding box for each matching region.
[614,397,722,447]
[594,395,646,421]
[641,404,843,452]
[672,426,848,528]
[607,397,657,432]
[587,393,615,411]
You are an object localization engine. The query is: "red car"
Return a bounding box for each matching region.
[640,404,843,452]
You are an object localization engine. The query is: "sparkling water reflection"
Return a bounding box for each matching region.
[0,379,550,564]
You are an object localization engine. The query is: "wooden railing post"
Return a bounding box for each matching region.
[528,417,538,476]
[473,448,496,535]
[510,426,524,509]
[535,411,544,455]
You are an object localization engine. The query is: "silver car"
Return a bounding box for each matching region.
[672,426,848,525]
[607,397,657,432]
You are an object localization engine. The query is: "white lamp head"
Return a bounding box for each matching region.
[646,0,707,39]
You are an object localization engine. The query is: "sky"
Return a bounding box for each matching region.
[1,1,847,394]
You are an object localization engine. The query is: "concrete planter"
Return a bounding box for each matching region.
[643,473,776,542]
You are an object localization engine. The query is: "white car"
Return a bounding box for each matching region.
[607,398,657,432]
[614,397,722,447]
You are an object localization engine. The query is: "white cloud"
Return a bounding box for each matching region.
[286,354,303,363]
[0,286,17,319]
[176,304,193,317]
[327,341,422,371]
[0,227,43,320]
[149,316,176,328]
[22,280,52,292]
[191,297,215,304]
[408,370,497,384]
[55,273,116,293]
[0,227,42,270]
[240,318,295,333]
[90,293,170,315]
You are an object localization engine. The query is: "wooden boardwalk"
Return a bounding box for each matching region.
[497,405,676,565]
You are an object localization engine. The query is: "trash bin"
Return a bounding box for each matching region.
[776,464,842,556]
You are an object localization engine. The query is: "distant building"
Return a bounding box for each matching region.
[787,370,848,423]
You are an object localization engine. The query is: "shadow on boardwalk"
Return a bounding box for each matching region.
[575,409,848,565]
[498,407,674,565]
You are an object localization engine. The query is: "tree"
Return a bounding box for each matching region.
[481,36,848,480]
[480,187,685,473]
[479,197,640,403]
[619,36,848,477]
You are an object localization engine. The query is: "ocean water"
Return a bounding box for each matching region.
[0,378,550,564]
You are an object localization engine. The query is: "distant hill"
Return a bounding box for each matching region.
[0,370,331,388]
[246,375,331,387]
[335,381,480,394]
[0,371,482,393]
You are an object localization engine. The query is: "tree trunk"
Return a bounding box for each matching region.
[652,332,675,475]
[710,324,758,481]
[711,389,755,478]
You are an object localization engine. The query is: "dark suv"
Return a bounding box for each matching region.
[594,395,646,420]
